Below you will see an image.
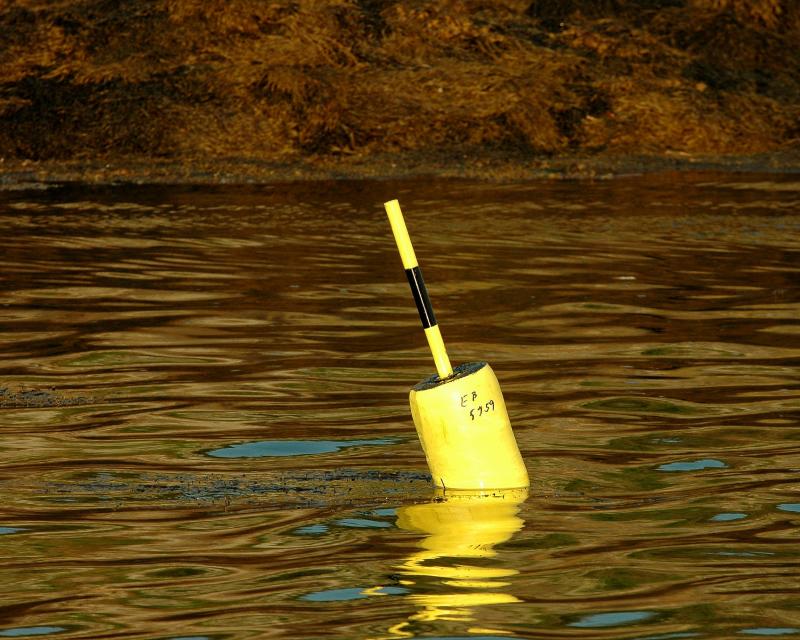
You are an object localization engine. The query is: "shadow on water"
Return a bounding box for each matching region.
[0,173,799,638]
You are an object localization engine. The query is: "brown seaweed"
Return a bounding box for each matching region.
[0,0,798,168]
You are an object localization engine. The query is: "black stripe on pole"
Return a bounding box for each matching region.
[405,266,437,329]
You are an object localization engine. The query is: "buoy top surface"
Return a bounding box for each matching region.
[412,361,486,391]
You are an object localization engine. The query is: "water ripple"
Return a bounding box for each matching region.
[0,176,799,639]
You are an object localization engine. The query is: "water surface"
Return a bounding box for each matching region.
[1,174,799,638]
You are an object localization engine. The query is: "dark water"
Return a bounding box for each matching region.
[1,173,799,639]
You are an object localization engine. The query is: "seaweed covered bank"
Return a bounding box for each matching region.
[1,0,799,183]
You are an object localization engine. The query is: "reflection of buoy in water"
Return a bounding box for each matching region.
[384,199,529,490]
[388,488,528,635]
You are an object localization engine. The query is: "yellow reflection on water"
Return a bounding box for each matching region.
[375,488,527,639]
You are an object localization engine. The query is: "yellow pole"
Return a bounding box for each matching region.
[385,199,453,380]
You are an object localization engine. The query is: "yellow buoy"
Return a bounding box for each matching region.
[384,199,529,491]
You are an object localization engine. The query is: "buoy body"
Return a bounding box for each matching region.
[410,361,529,490]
